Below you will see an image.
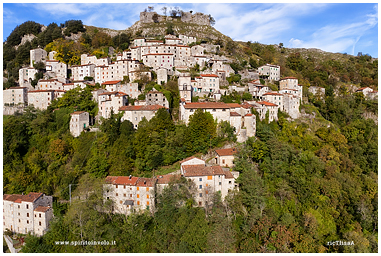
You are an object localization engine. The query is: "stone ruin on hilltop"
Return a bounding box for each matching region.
[140,11,211,26]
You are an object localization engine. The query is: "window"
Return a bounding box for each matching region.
[120,200,123,204]
[146,187,149,192]
[116,193,118,196]
[137,201,140,205]
[229,181,232,184]
[147,195,149,199]
[26,205,29,209]
[199,185,202,189]
[27,213,29,217]
[39,213,41,218]
[27,220,29,224]
[123,194,126,197]
[199,178,202,181]
[137,187,139,191]
[199,193,202,197]
[39,221,41,226]
[199,202,202,206]
[137,194,140,198]
[147,201,150,205]
[219,182,222,185]
[207,176,212,180]
[116,185,118,188]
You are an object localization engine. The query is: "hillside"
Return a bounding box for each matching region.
[3,10,379,254]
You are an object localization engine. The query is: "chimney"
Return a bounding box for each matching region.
[144,181,147,185]
[129,175,132,179]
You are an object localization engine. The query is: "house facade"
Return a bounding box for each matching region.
[3,87,28,106]
[3,192,53,236]
[119,104,166,129]
[215,148,237,168]
[70,111,90,137]
[258,64,280,81]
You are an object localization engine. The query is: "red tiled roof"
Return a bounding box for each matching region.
[119,104,166,111]
[64,83,74,85]
[3,192,43,203]
[215,148,237,156]
[70,111,87,115]
[28,90,55,93]
[280,77,297,80]
[34,206,51,213]
[356,87,370,91]
[241,102,254,109]
[102,80,121,85]
[39,79,58,82]
[183,102,230,109]
[136,177,155,187]
[227,103,241,108]
[224,170,235,179]
[201,74,218,77]
[257,101,278,107]
[105,176,139,186]
[263,92,283,96]
[99,91,127,96]
[182,165,224,177]
[180,98,186,102]
[245,113,253,116]
[156,174,181,184]
[230,112,241,116]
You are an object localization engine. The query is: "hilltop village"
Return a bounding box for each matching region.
[3,11,378,249]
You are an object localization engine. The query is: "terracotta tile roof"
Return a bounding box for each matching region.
[105,176,139,186]
[99,91,127,96]
[356,87,370,91]
[227,103,241,108]
[119,104,166,111]
[102,80,121,85]
[70,111,87,115]
[256,101,278,107]
[201,74,218,77]
[263,92,283,96]
[156,174,181,184]
[64,83,74,85]
[183,102,230,109]
[3,192,43,203]
[215,148,237,156]
[241,102,254,109]
[180,156,204,164]
[180,98,186,102]
[230,112,241,116]
[39,79,58,82]
[136,177,155,187]
[224,170,235,179]
[34,206,51,213]
[28,90,55,93]
[182,165,227,177]
[280,77,297,80]
[245,113,254,116]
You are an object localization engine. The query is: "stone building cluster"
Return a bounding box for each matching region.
[3,192,53,237]
[104,154,239,214]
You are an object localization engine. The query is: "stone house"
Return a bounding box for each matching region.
[3,192,53,236]
[119,104,166,129]
[71,64,95,81]
[180,156,206,173]
[145,90,169,108]
[30,48,47,67]
[179,34,197,45]
[155,174,182,194]
[91,89,108,102]
[252,101,279,122]
[18,67,37,88]
[282,93,300,119]
[178,75,193,102]
[165,34,181,45]
[215,148,237,168]
[142,53,174,71]
[180,161,238,206]
[102,80,139,98]
[157,67,168,85]
[279,77,302,100]
[356,87,378,100]
[180,102,231,124]
[37,79,64,90]
[27,90,62,110]
[70,111,90,137]
[191,45,205,57]
[263,92,284,110]
[104,176,155,215]
[258,64,280,81]
[248,82,271,100]
[98,91,128,119]
[193,74,220,94]
[3,87,28,106]
[45,60,67,80]
[81,54,111,66]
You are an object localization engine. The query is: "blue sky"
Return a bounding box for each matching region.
[3,3,378,57]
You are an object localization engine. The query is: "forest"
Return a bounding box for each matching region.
[2,19,378,253]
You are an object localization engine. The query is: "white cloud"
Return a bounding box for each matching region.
[287,6,378,55]
[32,3,87,16]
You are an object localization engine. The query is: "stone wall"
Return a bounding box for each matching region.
[181,12,211,25]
